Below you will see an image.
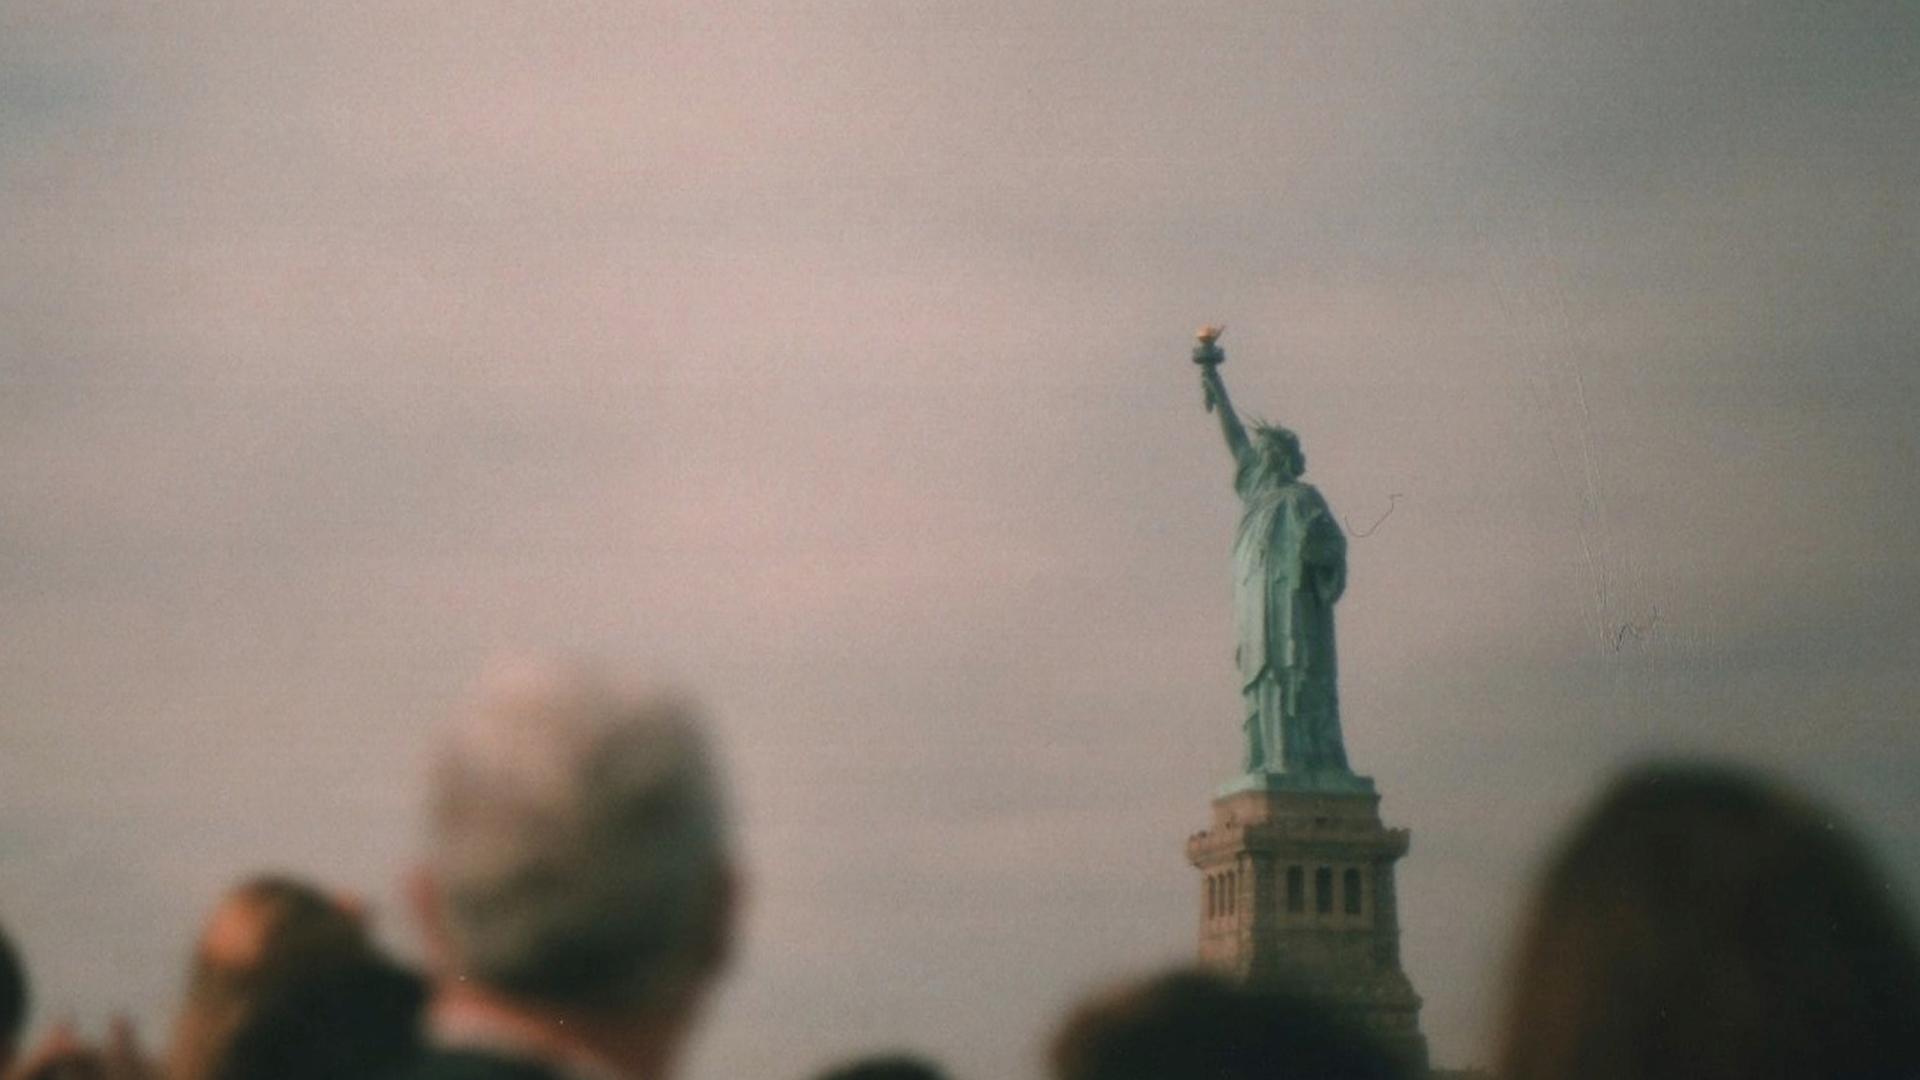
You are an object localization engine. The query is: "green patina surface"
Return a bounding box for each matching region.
[1197,338,1359,790]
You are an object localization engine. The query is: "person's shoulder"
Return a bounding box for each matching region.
[388,1047,571,1080]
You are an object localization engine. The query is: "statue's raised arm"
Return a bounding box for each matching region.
[1193,326,1252,465]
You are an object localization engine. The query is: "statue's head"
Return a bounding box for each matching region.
[1252,423,1304,479]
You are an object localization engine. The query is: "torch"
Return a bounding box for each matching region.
[1193,324,1226,412]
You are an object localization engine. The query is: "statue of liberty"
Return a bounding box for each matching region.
[1193,327,1352,778]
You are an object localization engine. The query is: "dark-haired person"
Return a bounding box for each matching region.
[1496,761,1920,1080]
[210,950,424,1080]
[1051,968,1407,1080]
[166,875,389,1080]
[1,919,26,1074]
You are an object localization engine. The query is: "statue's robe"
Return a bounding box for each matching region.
[1232,448,1349,774]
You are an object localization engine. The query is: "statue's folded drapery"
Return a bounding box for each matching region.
[1230,433,1350,775]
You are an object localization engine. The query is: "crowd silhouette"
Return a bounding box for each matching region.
[3,663,1916,1080]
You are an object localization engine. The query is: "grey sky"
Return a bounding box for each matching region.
[3,4,1917,1077]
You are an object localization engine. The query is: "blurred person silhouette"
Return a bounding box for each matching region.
[1496,761,1920,1080]
[1,919,26,1074]
[400,659,738,1080]
[1050,968,1408,1080]
[808,1052,951,1080]
[208,948,424,1080]
[164,875,384,1080]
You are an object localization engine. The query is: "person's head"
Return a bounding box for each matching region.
[210,952,424,1080]
[1050,969,1406,1080]
[0,920,27,1073]
[1497,761,1920,1080]
[415,659,736,1020]
[1252,423,1305,480]
[190,876,367,980]
[168,876,373,1080]
[811,1053,950,1080]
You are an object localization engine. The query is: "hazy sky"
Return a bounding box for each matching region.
[3,4,1917,1077]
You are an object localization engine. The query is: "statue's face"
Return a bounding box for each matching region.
[1259,435,1302,479]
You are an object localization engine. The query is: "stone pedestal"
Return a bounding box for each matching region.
[1187,773,1429,1072]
